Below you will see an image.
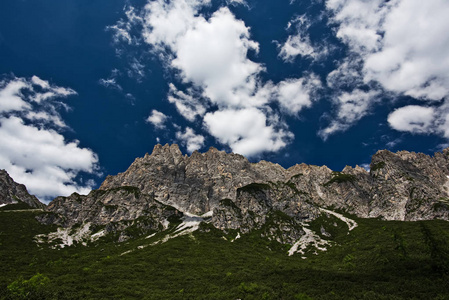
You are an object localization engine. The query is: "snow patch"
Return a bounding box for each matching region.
[35,223,105,248]
[152,213,204,246]
[320,208,358,231]
[145,233,157,239]
[288,227,330,258]
[201,210,213,218]
[120,250,134,256]
[231,232,241,242]
[91,230,105,241]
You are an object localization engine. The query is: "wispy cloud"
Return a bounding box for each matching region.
[319,89,381,140]
[99,69,123,91]
[278,15,328,62]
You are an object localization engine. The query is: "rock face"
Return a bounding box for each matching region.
[99,144,287,215]
[0,169,45,209]
[38,186,182,241]
[40,144,449,243]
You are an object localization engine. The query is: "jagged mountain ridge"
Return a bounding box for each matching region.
[37,144,449,247]
[99,144,449,220]
[0,170,45,209]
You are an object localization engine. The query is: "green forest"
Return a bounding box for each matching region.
[1,208,448,299]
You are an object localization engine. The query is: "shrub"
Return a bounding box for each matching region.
[7,273,50,299]
[324,172,357,186]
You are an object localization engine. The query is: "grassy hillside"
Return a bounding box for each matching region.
[0,210,448,299]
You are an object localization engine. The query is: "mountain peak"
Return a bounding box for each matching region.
[0,169,45,209]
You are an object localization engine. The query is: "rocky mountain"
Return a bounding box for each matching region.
[37,144,449,247]
[0,169,45,209]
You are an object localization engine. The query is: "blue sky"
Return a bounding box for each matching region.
[1,0,449,202]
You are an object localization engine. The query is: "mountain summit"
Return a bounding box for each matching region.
[0,170,45,209]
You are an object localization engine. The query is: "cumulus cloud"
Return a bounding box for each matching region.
[176,127,205,153]
[385,99,449,139]
[0,75,99,202]
[170,7,264,108]
[146,109,168,129]
[324,0,449,139]
[387,105,436,134]
[110,0,323,156]
[362,0,449,101]
[203,108,292,157]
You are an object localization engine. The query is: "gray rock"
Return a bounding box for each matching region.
[0,169,45,209]
[40,144,449,242]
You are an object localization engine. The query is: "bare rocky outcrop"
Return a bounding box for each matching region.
[38,144,449,243]
[37,186,182,242]
[367,149,449,220]
[99,144,288,215]
[0,169,45,209]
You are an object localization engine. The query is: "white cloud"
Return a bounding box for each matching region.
[171,7,263,108]
[176,127,205,153]
[31,75,50,89]
[139,2,270,109]
[278,15,326,62]
[142,0,209,50]
[326,0,387,53]
[275,75,322,115]
[203,108,292,157]
[167,83,206,121]
[0,79,31,113]
[107,6,143,45]
[146,109,168,129]
[26,111,67,128]
[387,105,436,134]
[99,78,123,91]
[111,0,327,156]
[362,0,449,101]
[319,89,380,139]
[227,0,247,5]
[28,76,76,103]
[323,0,449,139]
[0,76,99,202]
[386,99,449,139]
[279,34,316,61]
[128,58,146,80]
[326,56,364,90]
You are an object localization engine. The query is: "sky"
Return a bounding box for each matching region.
[1,0,449,202]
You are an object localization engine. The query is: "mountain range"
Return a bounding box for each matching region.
[2,144,449,251]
